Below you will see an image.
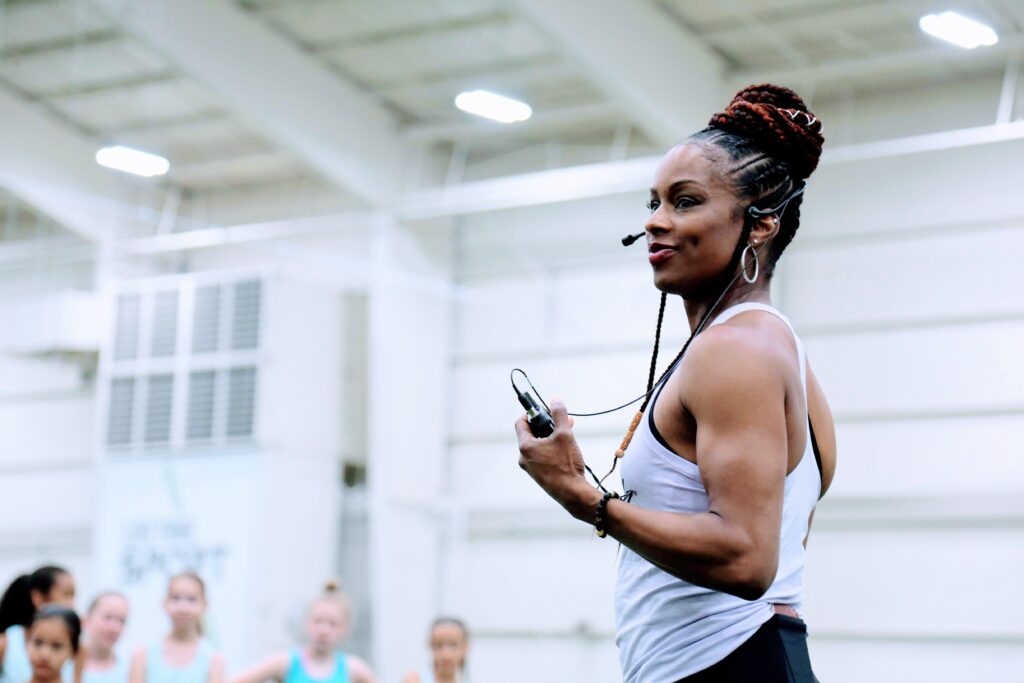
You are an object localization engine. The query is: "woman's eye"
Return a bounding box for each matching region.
[675,196,698,209]
[645,200,659,212]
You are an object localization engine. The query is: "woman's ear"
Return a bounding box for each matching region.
[748,213,781,245]
[30,588,46,610]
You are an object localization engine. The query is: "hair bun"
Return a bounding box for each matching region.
[323,579,342,594]
[708,83,824,181]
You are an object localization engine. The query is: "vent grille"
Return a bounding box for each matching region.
[227,366,257,438]
[113,294,141,361]
[107,277,262,451]
[150,291,179,357]
[186,370,217,442]
[144,374,174,444]
[192,285,221,354]
[231,280,261,350]
[106,377,135,445]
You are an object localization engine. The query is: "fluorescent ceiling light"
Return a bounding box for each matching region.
[919,11,998,49]
[454,90,532,123]
[95,146,170,177]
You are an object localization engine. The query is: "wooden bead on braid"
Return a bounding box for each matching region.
[615,409,644,458]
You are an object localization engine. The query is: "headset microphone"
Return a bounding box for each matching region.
[621,232,645,247]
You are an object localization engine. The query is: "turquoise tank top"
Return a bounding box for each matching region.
[283,650,348,683]
[145,640,213,683]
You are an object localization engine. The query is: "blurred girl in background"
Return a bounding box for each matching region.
[231,581,374,683]
[128,573,223,683]
[402,618,470,683]
[25,605,81,683]
[0,566,77,683]
[81,593,130,683]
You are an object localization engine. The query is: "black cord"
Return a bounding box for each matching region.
[567,263,749,418]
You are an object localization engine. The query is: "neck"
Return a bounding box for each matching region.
[86,641,116,664]
[683,277,771,333]
[305,646,332,661]
[169,626,198,642]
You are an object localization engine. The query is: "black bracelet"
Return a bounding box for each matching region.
[595,491,619,538]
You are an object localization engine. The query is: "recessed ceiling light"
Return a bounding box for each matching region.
[454,90,532,123]
[95,145,170,177]
[919,11,998,49]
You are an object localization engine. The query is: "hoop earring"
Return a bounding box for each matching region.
[741,243,759,284]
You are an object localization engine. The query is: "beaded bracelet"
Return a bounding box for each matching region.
[595,490,619,538]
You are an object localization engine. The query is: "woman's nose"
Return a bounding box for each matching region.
[644,204,670,233]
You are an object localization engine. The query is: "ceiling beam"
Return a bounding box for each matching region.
[509,0,724,146]
[123,117,1024,255]
[0,86,131,244]
[731,33,1024,91]
[92,0,406,205]
[704,0,939,47]
[402,102,623,144]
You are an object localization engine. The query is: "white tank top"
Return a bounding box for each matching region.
[614,302,821,683]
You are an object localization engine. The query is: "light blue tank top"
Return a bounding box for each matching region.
[83,658,130,683]
[145,640,213,683]
[0,625,74,683]
[283,650,348,683]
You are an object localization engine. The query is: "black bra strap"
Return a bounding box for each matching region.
[808,416,824,498]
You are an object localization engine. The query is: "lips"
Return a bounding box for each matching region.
[648,242,677,266]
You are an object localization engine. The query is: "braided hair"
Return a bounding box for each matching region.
[611,84,825,469]
[692,83,825,276]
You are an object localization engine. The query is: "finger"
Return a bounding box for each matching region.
[549,399,570,430]
[567,415,575,428]
[514,414,533,446]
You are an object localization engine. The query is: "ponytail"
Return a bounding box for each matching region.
[0,566,69,631]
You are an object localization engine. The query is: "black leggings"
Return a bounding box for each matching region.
[675,615,817,682]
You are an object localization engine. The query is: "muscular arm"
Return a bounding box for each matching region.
[517,327,790,600]
[606,330,788,598]
[229,652,289,683]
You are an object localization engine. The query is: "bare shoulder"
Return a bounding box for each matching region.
[682,315,793,396]
[402,673,421,683]
[345,655,376,683]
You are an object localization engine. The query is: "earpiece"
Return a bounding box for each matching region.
[747,184,806,219]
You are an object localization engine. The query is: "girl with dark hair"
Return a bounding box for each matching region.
[128,574,223,683]
[0,566,77,683]
[516,84,837,682]
[26,605,81,683]
[402,618,470,683]
[230,581,375,683]
[81,593,130,683]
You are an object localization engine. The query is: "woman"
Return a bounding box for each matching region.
[230,581,374,683]
[81,593,130,683]
[0,566,77,683]
[401,617,470,683]
[128,573,223,683]
[515,84,837,682]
